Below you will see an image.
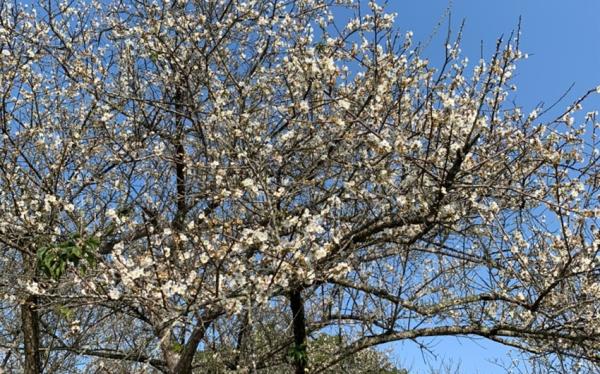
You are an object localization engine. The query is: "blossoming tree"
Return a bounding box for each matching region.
[0,0,598,373]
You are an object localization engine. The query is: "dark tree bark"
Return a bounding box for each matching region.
[21,296,41,374]
[171,312,220,374]
[289,288,307,374]
[21,253,41,374]
[171,324,206,374]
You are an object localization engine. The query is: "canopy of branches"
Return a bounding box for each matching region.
[0,0,598,373]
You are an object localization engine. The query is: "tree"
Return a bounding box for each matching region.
[0,0,598,372]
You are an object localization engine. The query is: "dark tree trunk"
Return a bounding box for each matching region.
[21,254,41,374]
[233,309,250,369]
[289,289,307,374]
[172,324,207,374]
[21,295,41,374]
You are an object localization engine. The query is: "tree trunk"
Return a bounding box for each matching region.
[21,295,41,374]
[289,289,307,374]
[172,323,207,374]
[21,250,41,374]
[157,313,218,374]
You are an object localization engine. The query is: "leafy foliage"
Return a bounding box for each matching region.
[287,342,308,367]
[36,235,99,280]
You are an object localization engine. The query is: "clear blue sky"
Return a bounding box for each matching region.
[375,1,600,373]
[391,0,600,118]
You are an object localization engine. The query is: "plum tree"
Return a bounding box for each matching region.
[0,0,598,373]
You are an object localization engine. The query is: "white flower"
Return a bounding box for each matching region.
[284,216,299,228]
[442,97,455,108]
[322,56,336,72]
[331,262,351,276]
[140,257,154,268]
[528,109,539,121]
[70,320,81,335]
[153,142,165,156]
[585,111,598,121]
[338,99,351,110]
[305,220,325,235]
[298,100,309,112]
[129,267,145,280]
[314,247,327,260]
[596,85,600,94]
[106,208,118,219]
[346,18,360,31]
[108,288,122,300]
[1,49,9,57]
[113,242,124,253]
[280,130,295,142]
[253,230,269,243]
[25,281,43,295]
[367,133,392,153]
[378,139,392,153]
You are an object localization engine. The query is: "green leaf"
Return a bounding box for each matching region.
[36,234,100,280]
[287,343,308,365]
[86,237,100,248]
[56,305,74,320]
[171,343,184,353]
[71,245,83,258]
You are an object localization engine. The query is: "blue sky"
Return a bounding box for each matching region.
[391,0,600,117]
[374,1,600,373]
